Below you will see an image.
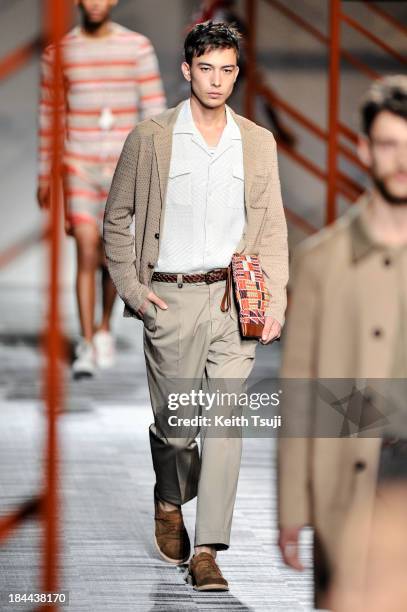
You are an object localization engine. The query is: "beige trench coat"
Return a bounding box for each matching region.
[278,194,407,606]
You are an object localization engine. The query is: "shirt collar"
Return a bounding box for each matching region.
[173,99,194,135]
[350,195,377,263]
[173,98,242,141]
[350,192,407,263]
[225,105,242,140]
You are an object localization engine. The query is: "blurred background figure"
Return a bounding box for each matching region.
[36,0,166,379]
[329,483,407,612]
[189,0,295,145]
[278,75,407,609]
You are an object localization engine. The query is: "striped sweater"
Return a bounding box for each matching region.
[38,22,166,187]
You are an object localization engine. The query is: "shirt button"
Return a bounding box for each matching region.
[148,263,154,269]
[383,256,392,266]
[354,460,366,472]
[154,232,160,239]
[372,327,383,338]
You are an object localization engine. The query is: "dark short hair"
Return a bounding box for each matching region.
[184,21,241,66]
[360,75,407,136]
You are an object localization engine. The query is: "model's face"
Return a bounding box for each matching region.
[358,110,407,205]
[75,0,117,24]
[182,47,239,109]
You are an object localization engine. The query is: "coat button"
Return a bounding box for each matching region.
[372,327,383,338]
[354,460,366,472]
[383,256,392,266]
[154,232,159,239]
[148,263,154,269]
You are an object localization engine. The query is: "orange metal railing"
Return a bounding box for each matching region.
[0,37,44,80]
[41,0,66,604]
[245,0,407,229]
[0,228,49,269]
[327,0,341,224]
[0,1,70,609]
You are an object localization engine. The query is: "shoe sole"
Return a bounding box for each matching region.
[72,371,94,380]
[154,534,190,565]
[193,585,229,591]
[186,573,229,591]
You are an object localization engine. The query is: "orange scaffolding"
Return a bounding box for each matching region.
[245,0,407,229]
[0,1,70,610]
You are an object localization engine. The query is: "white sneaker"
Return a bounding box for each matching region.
[93,330,116,369]
[72,338,96,379]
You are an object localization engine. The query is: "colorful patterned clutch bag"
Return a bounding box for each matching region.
[221,254,270,338]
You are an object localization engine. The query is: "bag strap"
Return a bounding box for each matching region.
[220,263,232,312]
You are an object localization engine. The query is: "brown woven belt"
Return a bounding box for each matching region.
[152,268,228,284]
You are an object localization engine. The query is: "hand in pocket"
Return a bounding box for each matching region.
[138,291,168,321]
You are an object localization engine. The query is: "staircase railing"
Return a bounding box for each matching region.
[244,0,407,229]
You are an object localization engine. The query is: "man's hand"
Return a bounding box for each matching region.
[37,185,50,210]
[278,526,305,571]
[261,315,281,344]
[138,291,168,318]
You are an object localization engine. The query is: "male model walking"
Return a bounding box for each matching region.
[104,21,288,590]
[278,76,407,609]
[37,0,166,378]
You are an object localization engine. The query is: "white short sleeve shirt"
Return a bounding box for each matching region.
[155,99,245,273]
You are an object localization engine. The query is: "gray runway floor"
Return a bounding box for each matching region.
[0,317,313,612]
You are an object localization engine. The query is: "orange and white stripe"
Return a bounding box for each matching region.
[38,22,166,187]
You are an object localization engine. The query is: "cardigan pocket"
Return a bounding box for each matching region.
[167,163,192,207]
[143,301,158,333]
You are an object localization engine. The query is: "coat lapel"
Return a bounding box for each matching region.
[152,102,184,206]
[231,110,256,209]
[242,127,257,209]
[153,129,173,206]
[232,111,257,252]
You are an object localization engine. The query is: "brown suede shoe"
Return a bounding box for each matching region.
[154,486,190,565]
[188,552,229,591]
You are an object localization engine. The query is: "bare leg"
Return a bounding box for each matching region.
[95,240,117,333]
[72,223,100,342]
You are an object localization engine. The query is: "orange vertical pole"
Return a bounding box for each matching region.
[326,0,341,224]
[244,0,256,120]
[40,1,68,609]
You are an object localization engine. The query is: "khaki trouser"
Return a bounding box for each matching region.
[143,278,258,550]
